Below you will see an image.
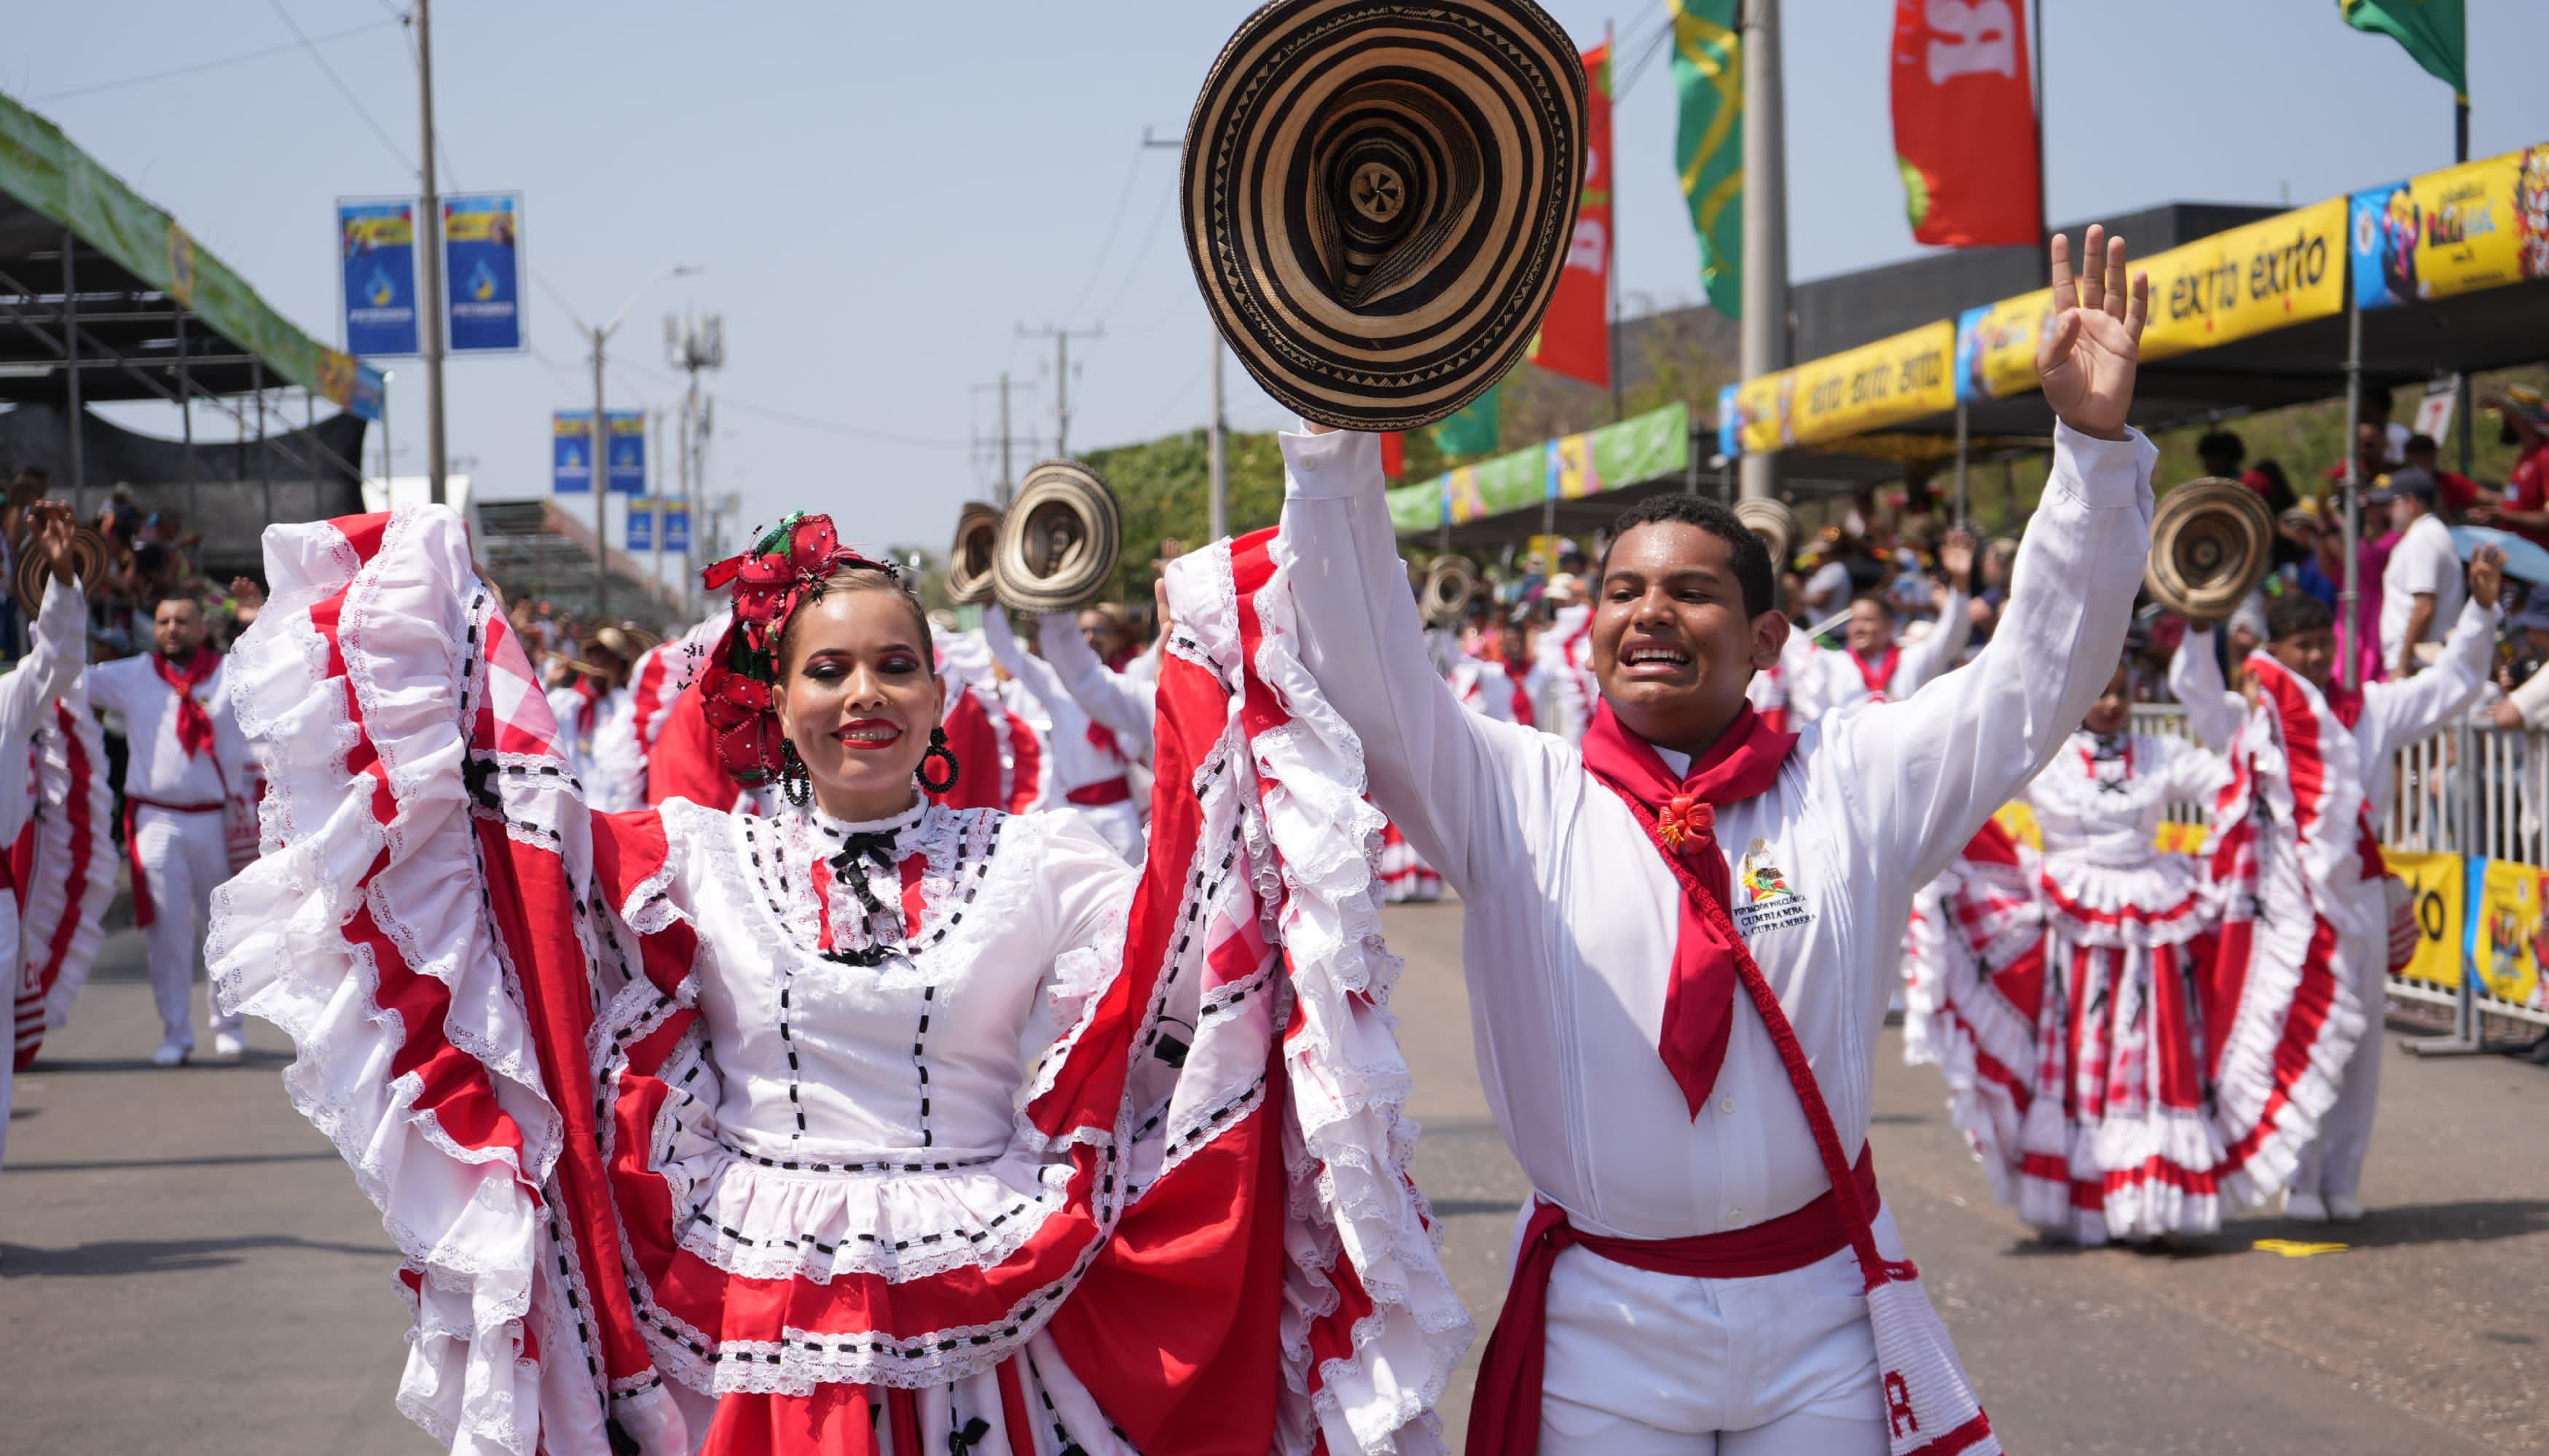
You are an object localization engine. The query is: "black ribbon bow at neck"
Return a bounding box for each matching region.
[819,829,906,967]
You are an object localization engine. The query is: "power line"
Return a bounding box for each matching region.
[1061,141,1155,323]
[266,0,415,174]
[613,355,967,450]
[1614,9,1678,101]
[1090,182,1179,328]
[31,15,404,103]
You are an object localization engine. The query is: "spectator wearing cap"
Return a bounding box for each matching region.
[2489,592,2549,730]
[2374,467,2464,679]
[2399,433,2483,518]
[2470,387,2549,553]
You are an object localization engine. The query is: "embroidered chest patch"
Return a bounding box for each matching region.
[1729,837,1815,937]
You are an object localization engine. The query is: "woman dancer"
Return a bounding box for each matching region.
[210,510,1461,1455]
[1914,658,2363,1244]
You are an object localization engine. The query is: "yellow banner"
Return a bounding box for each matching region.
[1733,321,1956,454]
[1445,465,1486,526]
[2388,848,2467,993]
[2153,820,2208,856]
[2398,146,2549,302]
[2137,198,2347,362]
[1553,432,1601,500]
[2471,857,2548,1008]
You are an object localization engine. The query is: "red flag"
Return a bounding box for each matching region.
[1380,431,1406,482]
[1527,41,1611,387]
[1889,0,2041,248]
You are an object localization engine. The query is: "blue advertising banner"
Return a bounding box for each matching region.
[627,499,654,552]
[607,412,645,494]
[1716,384,1742,460]
[554,411,595,493]
[1952,305,1990,404]
[338,199,419,357]
[663,505,691,555]
[444,192,524,351]
[2350,181,2417,310]
[554,411,645,493]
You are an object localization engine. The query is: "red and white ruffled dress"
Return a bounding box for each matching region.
[1911,730,2365,1244]
[211,508,1466,1456]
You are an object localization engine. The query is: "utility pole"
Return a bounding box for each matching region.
[649,405,664,590]
[1737,0,1788,503]
[970,373,1035,507]
[667,310,724,611]
[412,0,448,505]
[1208,337,1228,540]
[591,333,609,621]
[1018,323,1103,457]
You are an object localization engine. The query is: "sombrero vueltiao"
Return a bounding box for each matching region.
[1183,0,1587,431]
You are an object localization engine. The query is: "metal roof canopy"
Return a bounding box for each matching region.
[471,497,688,631]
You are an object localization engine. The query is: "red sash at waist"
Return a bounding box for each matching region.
[1064,776,1132,808]
[127,795,225,814]
[1465,1149,1879,1456]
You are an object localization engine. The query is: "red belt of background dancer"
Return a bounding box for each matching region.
[122,795,224,929]
[1468,1149,1878,1456]
[1064,776,1132,808]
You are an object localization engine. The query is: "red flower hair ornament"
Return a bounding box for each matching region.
[696,513,903,786]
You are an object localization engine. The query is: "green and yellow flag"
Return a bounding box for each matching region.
[1670,0,1743,318]
[1430,383,1501,457]
[2340,0,2467,101]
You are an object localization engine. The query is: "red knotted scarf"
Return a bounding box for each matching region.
[1847,644,1901,702]
[1579,699,1798,1117]
[152,647,221,758]
[1501,660,1536,728]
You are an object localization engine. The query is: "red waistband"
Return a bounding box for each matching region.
[1064,776,1132,808]
[127,795,224,814]
[1466,1149,1878,1456]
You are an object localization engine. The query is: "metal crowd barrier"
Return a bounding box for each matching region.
[2127,704,2549,1050]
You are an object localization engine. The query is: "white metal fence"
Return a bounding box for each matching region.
[2129,705,2549,1042]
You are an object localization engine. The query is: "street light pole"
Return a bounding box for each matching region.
[1208,337,1228,540]
[578,264,700,623]
[413,0,448,505]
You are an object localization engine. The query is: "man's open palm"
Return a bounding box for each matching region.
[2035,226,2147,441]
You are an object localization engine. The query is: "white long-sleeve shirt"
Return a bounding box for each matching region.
[1033,613,1158,762]
[981,610,1133,797]
[0,576,88,842]
[87,641,246,806]
[2169,597,2499,822]
[1278,424,2153,1240]
[1800,593,1973,717]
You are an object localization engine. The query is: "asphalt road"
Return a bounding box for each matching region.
[4,911,2544,1454]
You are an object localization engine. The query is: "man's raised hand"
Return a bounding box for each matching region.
[28,500,77,586]
[2036,226,2148,442]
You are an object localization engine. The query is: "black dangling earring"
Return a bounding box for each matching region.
[780,737,812,809]
[917,725,960,795]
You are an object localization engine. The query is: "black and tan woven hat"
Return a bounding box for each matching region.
[1183,0,1587,431]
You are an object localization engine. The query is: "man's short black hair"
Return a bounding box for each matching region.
[1600,495,1775,618]
[2405,433,2439,457]
[2197,430,2246,468]
[2266,592,2333,642]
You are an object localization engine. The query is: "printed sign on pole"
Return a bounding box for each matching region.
[607,412,646,494]
[663,505,691,555]
[444,192,525,352]
[627,498,655,552]
[338,198,419,357]
[554,411,595,494]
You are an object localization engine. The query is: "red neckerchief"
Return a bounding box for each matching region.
[151,647,221,759]
[1579,700,1799,1117]
[1501,660,1536,728]
[567,675,602,739]
[2326,682,2365,731]
[1085,719,1125,763]
[1847,644,1900,701]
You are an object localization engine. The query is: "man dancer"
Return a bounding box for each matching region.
[2169,548,2502,1222]
[87,593,250,1065]
[1279,231,2155,1452]
[981,609,1144,862]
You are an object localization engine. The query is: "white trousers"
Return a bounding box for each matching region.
[134,805,235,1050]
[1533,1203,1899,1455]
[2293,879,2389,1199]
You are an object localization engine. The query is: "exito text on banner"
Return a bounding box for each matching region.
[444,192,524,353]
[1732,322,1955,454]
[2133,199,2345,362]
[337,198,418,358]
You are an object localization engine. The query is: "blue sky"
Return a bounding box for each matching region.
[15,2,2549,577]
